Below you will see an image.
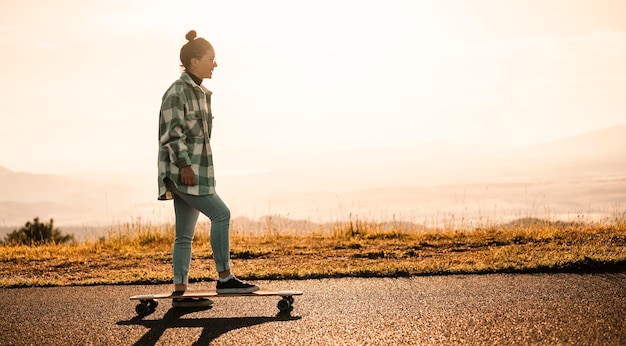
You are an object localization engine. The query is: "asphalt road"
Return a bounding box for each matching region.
[1,273,625,345]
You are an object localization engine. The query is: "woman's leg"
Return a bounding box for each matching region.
[168,191,232,275]
[190,193,232,274]
[172,193,200,289]
[166,180,257,293]
[182,193,257,293]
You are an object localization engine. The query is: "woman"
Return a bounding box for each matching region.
[158,30,259,307]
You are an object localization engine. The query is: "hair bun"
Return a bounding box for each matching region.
[185,30,197,41]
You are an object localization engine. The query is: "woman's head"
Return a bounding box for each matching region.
[180,30,217,79]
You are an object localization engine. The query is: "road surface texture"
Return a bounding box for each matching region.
[1,273,625,345]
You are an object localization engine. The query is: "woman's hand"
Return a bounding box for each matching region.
[180,166,197,186]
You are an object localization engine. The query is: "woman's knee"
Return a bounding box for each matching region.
[174,234,194,246]
[213,205,230,223]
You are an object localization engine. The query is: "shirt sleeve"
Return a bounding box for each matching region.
[159,94,191,168]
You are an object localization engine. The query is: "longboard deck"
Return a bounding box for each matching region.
[130,289,303,315]
[130,289,302,301]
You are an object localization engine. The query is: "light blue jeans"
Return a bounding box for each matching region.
[165,179,231,285]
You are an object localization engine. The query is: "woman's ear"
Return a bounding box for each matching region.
[190,57,200,69]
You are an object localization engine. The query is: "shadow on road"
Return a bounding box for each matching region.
[117,307,301,345]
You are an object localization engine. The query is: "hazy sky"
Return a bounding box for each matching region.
[2,0,626,175]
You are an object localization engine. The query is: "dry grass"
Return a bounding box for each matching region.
[1,216,625,288]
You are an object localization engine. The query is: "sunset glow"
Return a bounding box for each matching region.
[1,0,625,225]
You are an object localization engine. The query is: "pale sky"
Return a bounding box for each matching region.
[2,0,626,175]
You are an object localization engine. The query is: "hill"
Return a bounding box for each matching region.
[1,125,625,229]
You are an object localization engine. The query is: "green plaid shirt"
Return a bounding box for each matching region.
[158,73,215,200]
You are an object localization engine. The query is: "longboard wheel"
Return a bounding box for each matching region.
[277,298,292,312]
[135,303,150,315]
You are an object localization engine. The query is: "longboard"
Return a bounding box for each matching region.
[130,289,303,315]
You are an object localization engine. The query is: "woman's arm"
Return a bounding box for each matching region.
[159,94,192,169]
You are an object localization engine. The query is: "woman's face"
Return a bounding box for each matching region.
[191,48,217,79]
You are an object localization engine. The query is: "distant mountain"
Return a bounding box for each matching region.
[0,171,86,203]
[255,125,626,188]
[0,169,156,227]
[1,125,625,228]
[268,125,626,169]
[521,125,626,160]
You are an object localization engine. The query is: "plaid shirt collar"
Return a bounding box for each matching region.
[180,72,212,95]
